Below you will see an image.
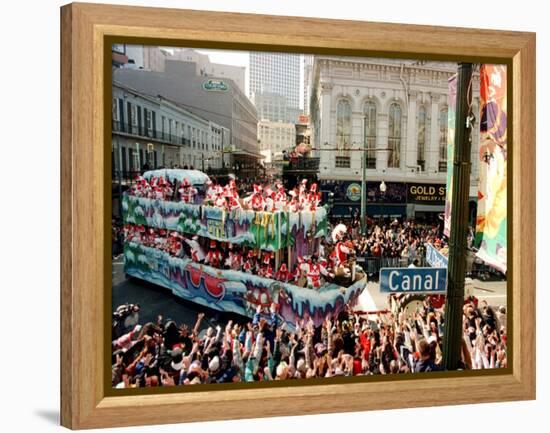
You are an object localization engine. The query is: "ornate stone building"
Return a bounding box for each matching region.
[308,57,480,219]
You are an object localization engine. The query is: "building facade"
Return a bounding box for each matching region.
[303,55,314,115]
[258,120,296,156]
[112,82,228,177]
[249,52,301,110]
[172,49,246,94]
[114,46,246,94]
[308,57,480,219]
[113,60,260,174]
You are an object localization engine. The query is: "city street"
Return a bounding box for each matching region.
[114,256,506,327]
[357,279,507,313]
[108,45,510,387]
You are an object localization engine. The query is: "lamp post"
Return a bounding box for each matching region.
[442,62,474,371]
[360,116,367,235]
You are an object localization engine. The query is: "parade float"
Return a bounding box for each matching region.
[121,169,367,329]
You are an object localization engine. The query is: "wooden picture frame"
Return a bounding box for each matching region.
[60,2,536,429]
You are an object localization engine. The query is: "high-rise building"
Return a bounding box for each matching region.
[303,55,314,115]
[249,52,300,110]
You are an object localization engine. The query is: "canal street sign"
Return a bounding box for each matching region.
[380,267,447,293]
[426,243,448,268]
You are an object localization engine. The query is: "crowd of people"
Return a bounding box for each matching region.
[128,174,322,213]
[346,218,447,261]
[112,289,507,388]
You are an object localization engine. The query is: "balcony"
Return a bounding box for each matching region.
[282,156,320,179]
[112,121,188,146]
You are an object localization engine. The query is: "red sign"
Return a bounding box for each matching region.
[298,115,309,124]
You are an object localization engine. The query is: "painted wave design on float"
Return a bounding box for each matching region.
[124,242,365,328]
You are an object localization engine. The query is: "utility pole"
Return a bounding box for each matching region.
[360,115,367,235]
[443,62,473,370]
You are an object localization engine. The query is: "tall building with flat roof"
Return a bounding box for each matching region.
[249,52,300,110]
[113,60,260,173]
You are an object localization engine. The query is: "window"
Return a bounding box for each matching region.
[336,99,351,157]
[363,101,377,169]
[388,103,402,168]
[112,98,119,121]
[131,105,138,126]
[439,107,448,171]
[144,110,152,137]
[417,106,427,171]
[335,156,351,168]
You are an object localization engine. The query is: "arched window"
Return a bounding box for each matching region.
[417,106,427,171]
[439,106,448,171]
[335,99,352,167]
[388,103,402,168]
[336,99,351,168]
[363,100,377,169]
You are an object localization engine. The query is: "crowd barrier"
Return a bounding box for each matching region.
[356,256,427,280]
[356,254,505,281]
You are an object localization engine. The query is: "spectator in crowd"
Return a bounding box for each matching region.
[112,292,506,388]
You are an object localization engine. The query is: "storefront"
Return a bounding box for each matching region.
[321,180,446,222]
[406,182,446,222]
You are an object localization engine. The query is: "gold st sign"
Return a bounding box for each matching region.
[407,183,446,204]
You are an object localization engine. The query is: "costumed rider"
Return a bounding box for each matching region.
[225,179,242,211]
[243,184,265,211]
[204,179,217,206]
[131,176,147,197]
[305,255,323,289]
[329,224,354,281]
[226,243,243,270]
[274,182,287,210]
[204,240,222,268]
[275,263,291,283]
[184,235,206,263]
[179,178,198,204]
[263,186,277,212]
[307,182,321,211]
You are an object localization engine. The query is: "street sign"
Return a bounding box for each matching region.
[426,243,448,268]
[380,267,447,293]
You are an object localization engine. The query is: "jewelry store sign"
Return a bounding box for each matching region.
[407,183,446,205]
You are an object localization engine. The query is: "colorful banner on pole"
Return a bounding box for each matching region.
[475,65,507,273]
[443,75,457,237]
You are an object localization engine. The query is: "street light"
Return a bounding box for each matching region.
[360,116,368,235]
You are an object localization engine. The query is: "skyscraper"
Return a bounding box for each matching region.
[249,52,300,110]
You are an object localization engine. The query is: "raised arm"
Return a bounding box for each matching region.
[192,312,205,338]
